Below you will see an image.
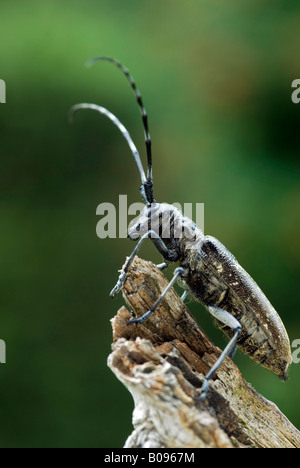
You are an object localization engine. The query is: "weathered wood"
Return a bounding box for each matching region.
[108,257,300,448]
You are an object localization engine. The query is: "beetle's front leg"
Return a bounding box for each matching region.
[110,231,179,297]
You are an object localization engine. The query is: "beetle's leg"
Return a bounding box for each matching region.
[128,267,185,324]
[156,262,168,270]
[228,344,237,359]
[181,290,189,302]
[110,230,179,297]
[200,306,241,399]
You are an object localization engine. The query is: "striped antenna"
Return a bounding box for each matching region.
[86,57,154,201]
[69,103,149,204]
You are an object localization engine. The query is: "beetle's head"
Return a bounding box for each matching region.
[128,202,184,244]
[128,202,202,258]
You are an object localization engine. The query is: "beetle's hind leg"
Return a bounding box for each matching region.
[200,305,241,400]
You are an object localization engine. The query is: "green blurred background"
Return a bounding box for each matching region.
[0,0,299,448]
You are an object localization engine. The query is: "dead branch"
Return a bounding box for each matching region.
[108,257,300,448]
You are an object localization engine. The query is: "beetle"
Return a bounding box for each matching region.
[70,57,292,398]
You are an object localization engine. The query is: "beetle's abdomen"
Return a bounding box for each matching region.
[183,236,291,380]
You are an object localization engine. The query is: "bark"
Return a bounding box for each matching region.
[108,257,300,448]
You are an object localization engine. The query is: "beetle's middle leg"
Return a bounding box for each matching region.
[127,267,185,324]
[110,230,179,297]
[200,305,241,399]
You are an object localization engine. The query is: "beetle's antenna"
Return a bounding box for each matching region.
[86,57,154,204]
[69,103,149,204]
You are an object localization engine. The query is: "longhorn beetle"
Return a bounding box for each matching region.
[70,57,292,398]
